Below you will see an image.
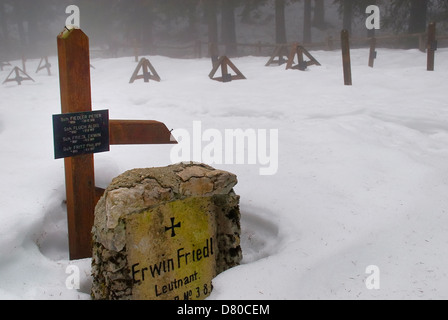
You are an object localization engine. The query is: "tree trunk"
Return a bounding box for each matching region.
[303,0,312,44]
[275,0,287,44]
[241,0,256,24]
[14,0,27,52]
[206,0,218,44]
[27,1,39,54]
[408,0,428,48]
[342,0,353,34]
[0,0,9,58]
[313,0,325,29]
[221,0,237,56]
[140,0,154,54]
[187,1,199,41]
[409,0,428,34]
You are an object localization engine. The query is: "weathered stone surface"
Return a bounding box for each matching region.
[91,162,242,300]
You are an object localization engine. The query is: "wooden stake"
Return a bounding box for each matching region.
[341,29,352,86]
[57,28,96,260]
[427,22,436,71]
[368,37,376,68]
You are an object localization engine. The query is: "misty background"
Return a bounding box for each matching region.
[0,0,447,61]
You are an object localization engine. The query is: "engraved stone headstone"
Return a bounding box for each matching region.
[91,162,242,300]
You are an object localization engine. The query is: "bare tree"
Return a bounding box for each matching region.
[313,0,325,29]
[275,0,287,44]
[342,0,354,33]
[221,0,237,56]
[303,0,312,43]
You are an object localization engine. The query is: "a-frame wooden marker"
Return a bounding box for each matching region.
[265,44,289,66]
[285,42,321,71]
[129,57,161,83]
[36,56,52,76]
[57,28,176,260]
[2,66,35,85]
[209,56,246,82]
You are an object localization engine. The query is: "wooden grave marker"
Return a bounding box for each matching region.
[427,22,437,71]
[368,37,377,68]
[265,44,289,66]
[56,28,177,260]
[341,29,352,86]
[285,42,321,71]
[209,56,246,83]
[2,66,35,85]
[36,56,52,76]
[22,56,27,73]
[209,42,219,66]
[129,57,161,83]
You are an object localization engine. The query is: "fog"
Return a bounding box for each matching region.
[0,0,447,61]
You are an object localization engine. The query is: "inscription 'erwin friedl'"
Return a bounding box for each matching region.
[125,197,218,300]
[132,237,214,298]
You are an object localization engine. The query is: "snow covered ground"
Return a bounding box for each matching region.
[1,47,448,300]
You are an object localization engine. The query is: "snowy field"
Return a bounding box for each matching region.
[1,47,448,300]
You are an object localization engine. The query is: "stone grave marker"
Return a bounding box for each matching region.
[91,162,242,300]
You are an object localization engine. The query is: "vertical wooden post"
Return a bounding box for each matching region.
[196,40,202,59]
[133,38,139,62]
[57,28,96,260]
[419,33,425,52]
[326,36,334,51]
[427,22,436,71]
[368,37,376,68]
[209,42,219,66]
[341,29,352,86]
[22,55,26,73]
[221,59,229,82]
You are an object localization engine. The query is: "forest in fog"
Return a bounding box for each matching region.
[1,0,448,60]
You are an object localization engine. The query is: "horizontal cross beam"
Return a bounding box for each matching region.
[109,120,177,145]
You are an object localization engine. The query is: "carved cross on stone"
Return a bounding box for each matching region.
[165,217,181,237]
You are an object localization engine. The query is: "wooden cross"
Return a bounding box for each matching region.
[2,66,35,85]
[209,56,246,82]
[57,28,177,260]
[285,42,321,71]
[36,56,52,76]
[129,58,161,83]
[265,44,289,67]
